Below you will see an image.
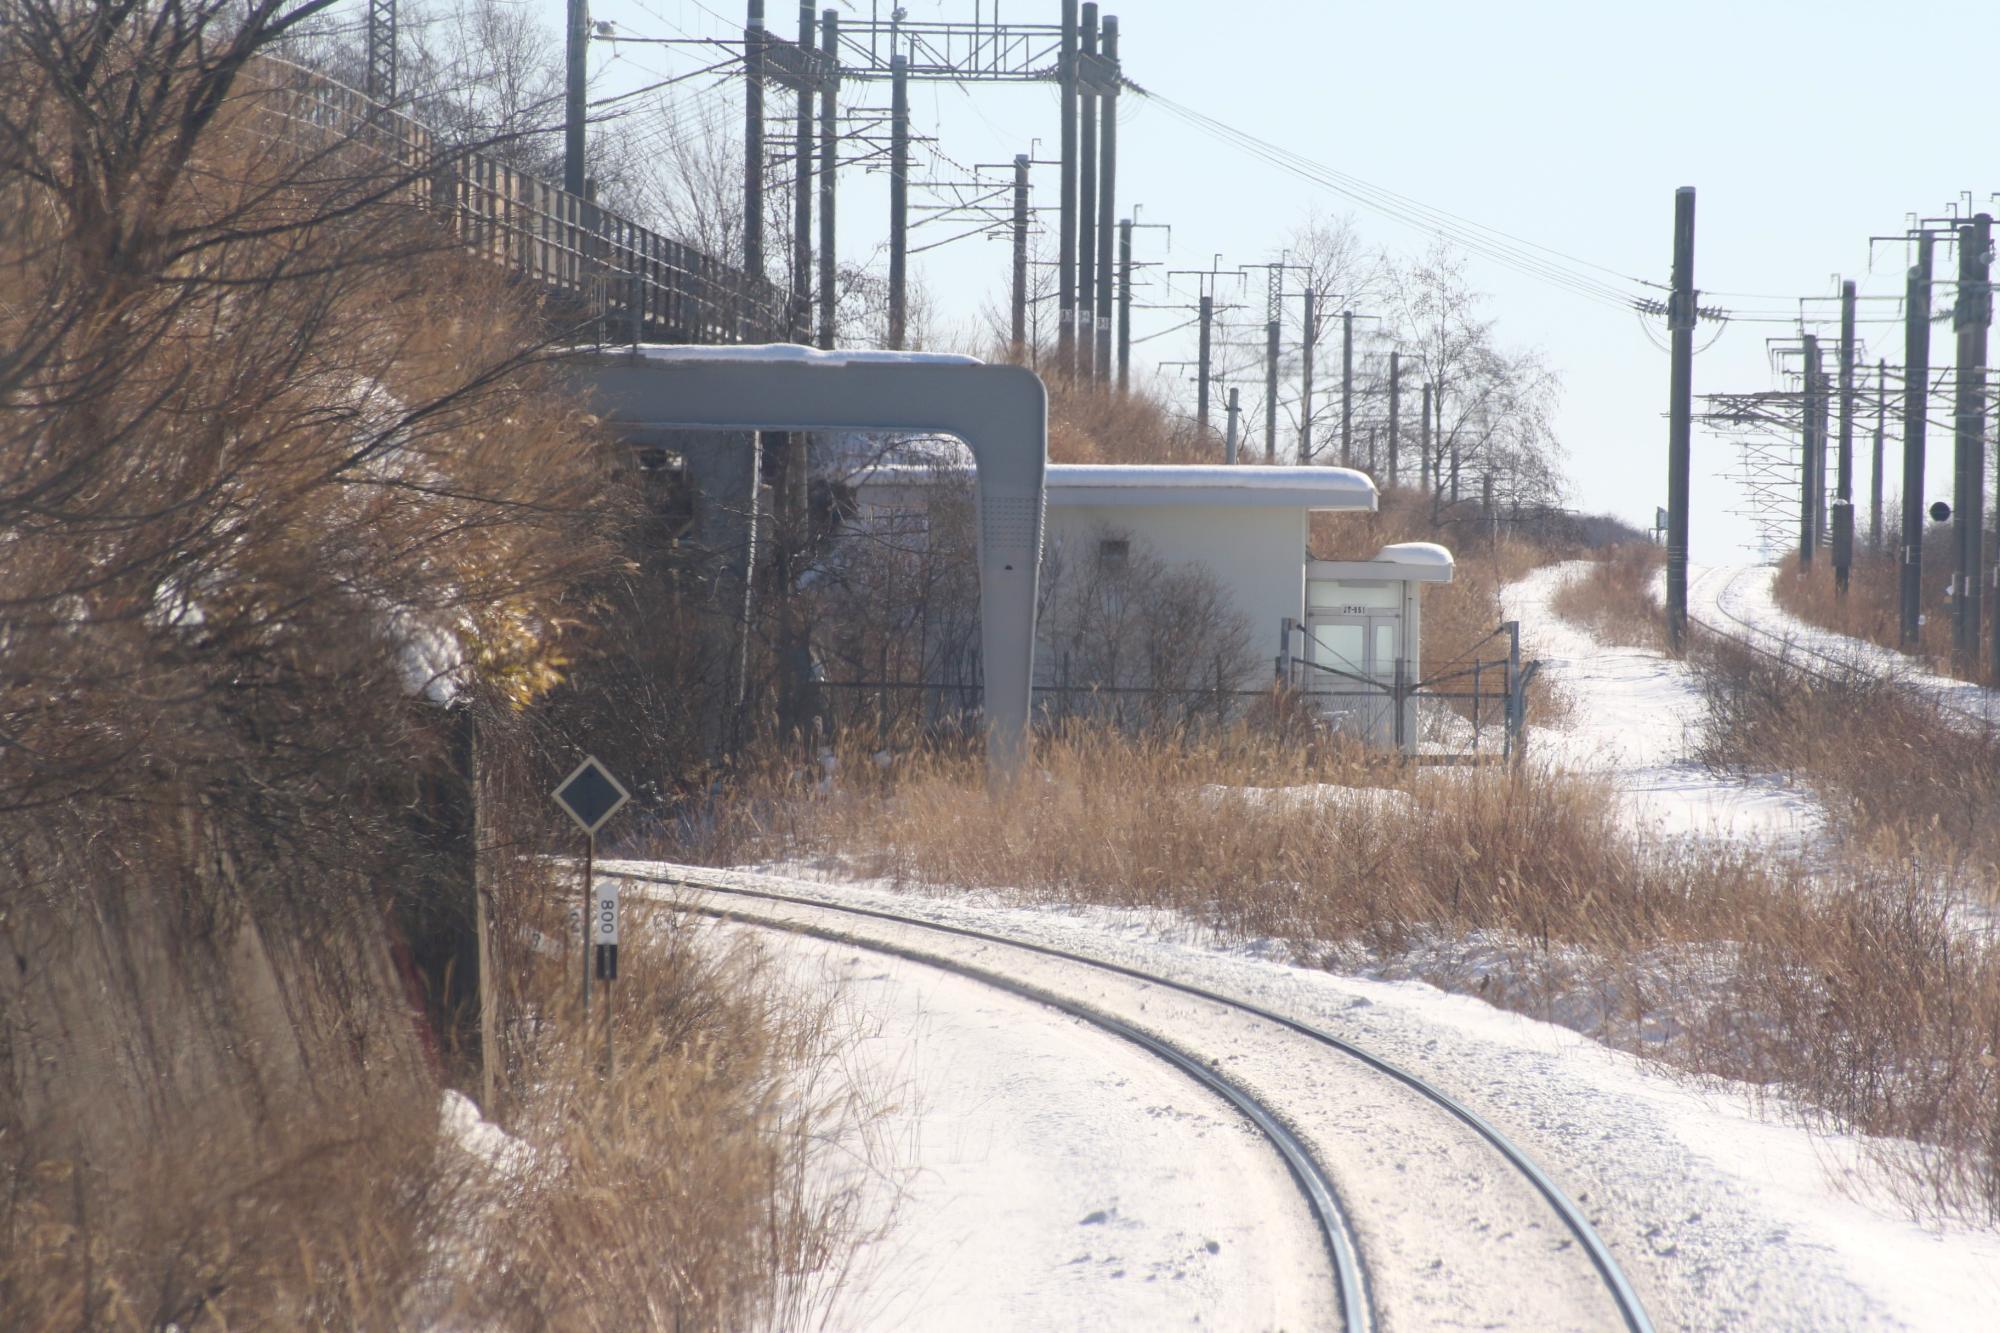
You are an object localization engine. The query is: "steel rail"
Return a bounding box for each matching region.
[1687,566,1995,730]
[690,892,1371,1332]
[618,865,1654,1333]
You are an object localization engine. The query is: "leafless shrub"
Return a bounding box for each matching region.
[1548,544,1665,649]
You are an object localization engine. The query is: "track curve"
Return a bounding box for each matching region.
[619,863,1655,1333]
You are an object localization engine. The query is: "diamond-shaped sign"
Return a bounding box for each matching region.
[552,756,630,836]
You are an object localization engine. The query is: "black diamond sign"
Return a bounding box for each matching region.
[552,756,630,836]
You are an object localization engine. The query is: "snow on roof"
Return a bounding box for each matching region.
[627,342,983,367]
[849,462,1376,512]
[1373,541,1455,571]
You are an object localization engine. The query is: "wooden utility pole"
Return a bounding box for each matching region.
[1901,235,1935,646]
[790,4,815,342]
[1834,279,1856,594]
[1076,4,1098,380]
[1264,312,1280,463]
[1664,187,1695,652]
[887,53,908,348]
[816,9,838,349]
[1299,289,1317,462]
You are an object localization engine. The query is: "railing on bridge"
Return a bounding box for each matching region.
[250,58,783,346]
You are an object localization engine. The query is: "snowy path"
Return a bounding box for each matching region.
[1501,561,1824,849]
[1688,563,2000,728]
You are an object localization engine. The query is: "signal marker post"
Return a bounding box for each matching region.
[551,756,630,1039]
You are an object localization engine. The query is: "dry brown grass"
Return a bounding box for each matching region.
[661,720,2000,1223]
[1771,538,1967,676]
[1548,544,1666,650]
[0,899,882,1330]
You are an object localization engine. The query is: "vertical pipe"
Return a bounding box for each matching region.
[1117,217,1133,390]
[1076,4,1098,380]
[1901,236,1933,646]
[1095,16,1118,380]
[744,1,766,281]
[1299,289,1315,463]
[816,9,837,349]
[1664,186,1695,652]
[1057,0,1077,375]
[887,53,907,348]
[1012,154,1030,359]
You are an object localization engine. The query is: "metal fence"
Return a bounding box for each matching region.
[248,57,783,345]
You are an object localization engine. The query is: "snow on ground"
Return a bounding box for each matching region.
[610,861,2000,1332]
[1690,563,2000,728]
[1503,561,1825,850]
[737,927,1336,1331]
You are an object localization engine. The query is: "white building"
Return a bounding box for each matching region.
[849,462,1456,751]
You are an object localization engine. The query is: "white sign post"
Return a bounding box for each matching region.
[550,756,630,1029]
[593,879,620,1076]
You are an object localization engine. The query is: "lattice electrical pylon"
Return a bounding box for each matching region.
[366,0,396,103]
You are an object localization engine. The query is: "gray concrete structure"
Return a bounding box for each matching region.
[569,345,1048,778]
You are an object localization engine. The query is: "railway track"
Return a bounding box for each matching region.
[615,863,1656,1333]
[1686,564,1997,730]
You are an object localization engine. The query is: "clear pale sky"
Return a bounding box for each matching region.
[534,0,1998,559]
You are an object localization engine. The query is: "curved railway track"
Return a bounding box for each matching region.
[1686,564,1997,730]
[616,864,1656,1333]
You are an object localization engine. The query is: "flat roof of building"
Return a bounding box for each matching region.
[853,462,1378,512]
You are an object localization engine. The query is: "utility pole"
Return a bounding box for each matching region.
[1076,4,1098,381]
[1664,186,1695,654]
[1299,289,1317,463]
[743,1,766,281]
[1870,360,1885,550]
[1834,278,1856,594]
[1264,264,1282,463]
[562,0,586,192]
[1388,351,1401,488]
[791,3,815,342]
[1341,310,1354,466]
[816,9,838,349]
[1421,381,1433,493]
[887,52,908,348]
[1095,16,1118,380]
[1799,334,1820,570]
[1954,212,1992,674]
[1901,234,1934,646]
[1225,387,1241,464]
[368,0,397,104]
[1012,155,1031,360]
[1197,294,1213,437]
[1117,217,1133,390]
[1057,0,1077,375]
